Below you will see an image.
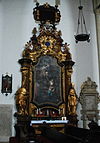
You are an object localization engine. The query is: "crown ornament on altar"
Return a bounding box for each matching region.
[33,0,61,25]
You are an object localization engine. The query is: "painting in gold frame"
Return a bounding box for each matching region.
[32,55,63,107]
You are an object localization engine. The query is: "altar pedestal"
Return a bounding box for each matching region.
[31,120,68,134]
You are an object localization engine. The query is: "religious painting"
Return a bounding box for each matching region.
[33,55,62,106]
[1,74,12,96]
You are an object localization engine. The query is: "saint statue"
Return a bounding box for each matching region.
[68,85,77,115]
[15,88,28,115]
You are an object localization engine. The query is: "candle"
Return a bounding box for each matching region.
[59,109,60,114]
[63,108,65,115]
[47,109,49,116]
[36,109,38,114]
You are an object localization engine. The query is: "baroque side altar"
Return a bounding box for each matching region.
[14,2,78,140]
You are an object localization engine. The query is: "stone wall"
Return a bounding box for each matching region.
[0,104,13,142]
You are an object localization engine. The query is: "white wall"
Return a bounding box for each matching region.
[0,0,99,136]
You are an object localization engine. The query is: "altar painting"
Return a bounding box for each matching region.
[33,56,62,106]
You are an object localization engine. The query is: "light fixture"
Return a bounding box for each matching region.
[75,0,90,43]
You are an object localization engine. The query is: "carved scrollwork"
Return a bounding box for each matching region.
[82,77,97,88]
[22,26,72,65]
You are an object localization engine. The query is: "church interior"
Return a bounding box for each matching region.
[0,0,100,143]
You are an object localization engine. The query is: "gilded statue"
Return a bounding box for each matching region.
[15,88,28,115]
[68,86,77,115]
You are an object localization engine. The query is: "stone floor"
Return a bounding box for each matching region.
[0,142,8,143]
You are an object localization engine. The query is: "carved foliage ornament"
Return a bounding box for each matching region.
[22,26,72,64]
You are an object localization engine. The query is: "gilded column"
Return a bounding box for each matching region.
[61,61,75,117]
[18,58,33,115]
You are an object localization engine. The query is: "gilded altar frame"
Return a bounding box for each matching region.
[13,4,78,142]
[15,25,75,120]
[15,2,76,121]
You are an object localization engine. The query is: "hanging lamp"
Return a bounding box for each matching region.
[75,0,90,43]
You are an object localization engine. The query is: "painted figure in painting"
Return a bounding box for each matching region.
[48,79,55,96]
